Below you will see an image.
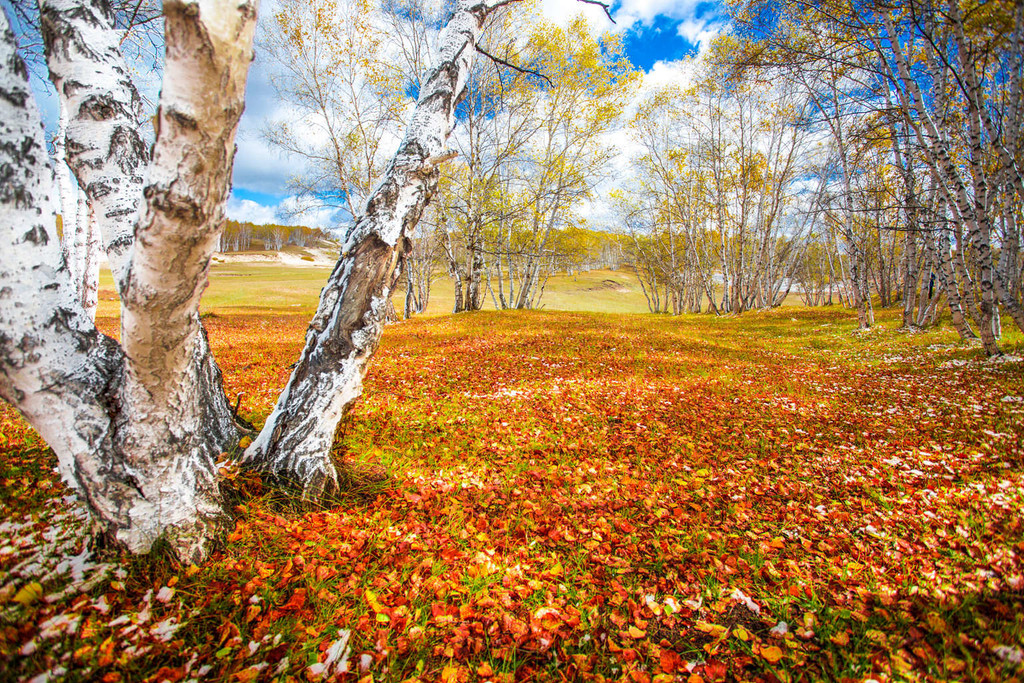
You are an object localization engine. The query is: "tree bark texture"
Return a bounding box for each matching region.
[243,0,489,496]
[40,0,149,287]
[1,0,257,562]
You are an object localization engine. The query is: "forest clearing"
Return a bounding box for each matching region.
[3,0,1024,680]
[2,279,1023,682]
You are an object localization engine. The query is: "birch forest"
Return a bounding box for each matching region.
[1,0,1024,681]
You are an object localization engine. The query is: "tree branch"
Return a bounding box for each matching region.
[577,0,614,23]
[476,43,552,87]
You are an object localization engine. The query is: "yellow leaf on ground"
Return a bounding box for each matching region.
[761,645,784,663]
[12,582,42,606]
[830,631,850,647]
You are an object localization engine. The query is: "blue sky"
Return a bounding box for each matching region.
[226,0,729,229]
[622,14,699,70]
[13,0,726,229]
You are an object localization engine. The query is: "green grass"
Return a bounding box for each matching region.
[99,263,806,318]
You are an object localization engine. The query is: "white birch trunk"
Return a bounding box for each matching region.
[78,190,100,317]
[243,0,490,496]
[113,0,258,560]
[55,102,79,254]
[2,0,258,562]
[0,3,144,546]
[39,0,149,287]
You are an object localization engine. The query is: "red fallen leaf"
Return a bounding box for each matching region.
[703,659,727,681]
[281,588,307,613]
[614,519,636,533]
[659,648,680,673]
[217,620,241,646]
[234,667,261,683]
[440,547,464,562]
[152,667,185,682]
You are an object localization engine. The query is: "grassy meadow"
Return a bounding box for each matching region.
[3,264,1024,682]
[97,264,695,318]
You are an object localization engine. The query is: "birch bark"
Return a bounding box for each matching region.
[39,0,148,287]
[1,0,257,561]
[244,0,490,495]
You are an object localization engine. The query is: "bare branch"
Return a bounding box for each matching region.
[577,0,614,23]
[476,42,552,86]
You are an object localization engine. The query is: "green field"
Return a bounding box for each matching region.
[98,262,804,318]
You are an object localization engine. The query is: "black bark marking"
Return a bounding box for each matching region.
[0,45,29,108]
[15,333,38,354]
[79,92,120,121]
[106,233,134,251]
[0,85,28,108]
[108,125,149,174]
[166,108,199,131]
[144,184,203,223]
[23,224,49,246]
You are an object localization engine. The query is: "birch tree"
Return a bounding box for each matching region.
[734,0,1023,354]
[261,0,406,221]
[1,0,257,561]
[242,0,517,495]
[3,0,610,560]
[496,17,634,310]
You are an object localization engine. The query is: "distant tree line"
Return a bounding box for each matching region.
[615,0,1024,358]
[399,212,623,318]
[259,0,1023,357]
[617,54,909,317]
[218,220,333,252]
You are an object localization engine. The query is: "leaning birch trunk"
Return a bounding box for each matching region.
[243,0,487,496]
[1,0,257,562]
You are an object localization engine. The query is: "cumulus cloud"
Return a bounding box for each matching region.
[676,17,729,56]
[613,0,705,31]
[226,197,281,225]
[642,57,699,91]
[226,194,348,231]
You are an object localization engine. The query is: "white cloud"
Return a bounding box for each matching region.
[676,18,729,56]
[226,197,281,225]
[613,0,704,31]
[539,0,616,31]
[226,194,346,231]
[642,57,699,91]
